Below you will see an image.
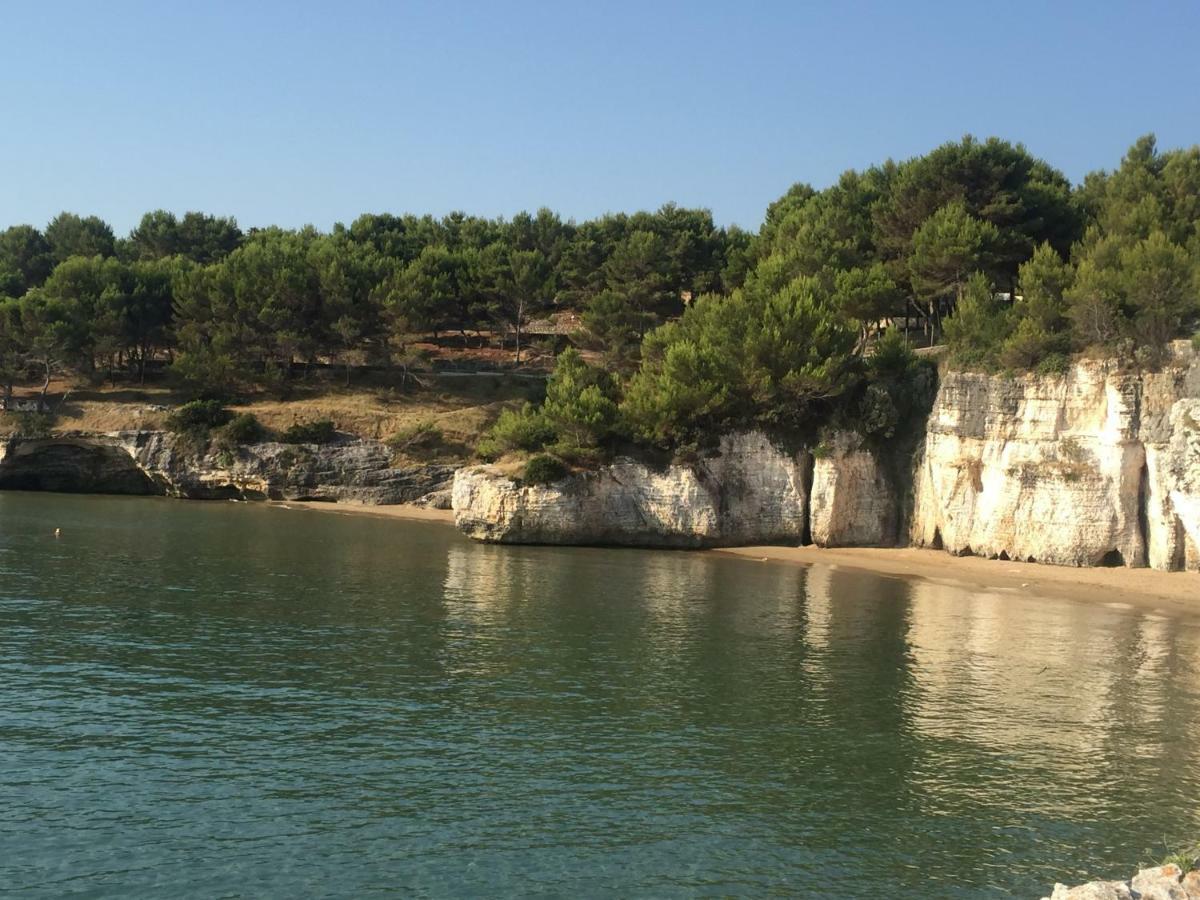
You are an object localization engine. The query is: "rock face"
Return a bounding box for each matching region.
[809,431,897,547]
[910,343,1200,570]
[1043,863,1200,900]
[453,432,811,547]
[0,432,455,505]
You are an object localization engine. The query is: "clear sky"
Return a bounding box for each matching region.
[3,0,1198,235]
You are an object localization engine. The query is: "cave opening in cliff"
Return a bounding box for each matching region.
[930,528,943,550]
[1098,549,1126,567]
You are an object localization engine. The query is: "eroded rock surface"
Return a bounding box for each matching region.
[911,343,1200,570]
[0,432,454,505]
[452,432,810,547]
[809,431,896,547]
[1044,863,1200,900]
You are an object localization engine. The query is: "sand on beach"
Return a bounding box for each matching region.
[268,499,456,525]
[716,545,1200,616]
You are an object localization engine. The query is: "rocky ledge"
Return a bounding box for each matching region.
[0,431,455,506]
[1044,862,1200,899]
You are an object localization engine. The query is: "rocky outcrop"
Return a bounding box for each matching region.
[0,436,159,495]
[1043,862,1200,900]
[452,345,1200,568]
[911,343,1200,570]
[0,432,455,505]
[809,432,896,547]
[453,432,811,547]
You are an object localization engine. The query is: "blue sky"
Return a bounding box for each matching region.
[3,1,1198,235]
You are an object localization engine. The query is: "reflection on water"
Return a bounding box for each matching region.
[1,492,1198,898]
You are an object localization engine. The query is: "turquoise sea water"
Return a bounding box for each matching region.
[1,492,1198,898]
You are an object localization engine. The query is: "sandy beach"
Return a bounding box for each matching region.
[717,544,1200,616]
[270,499,1200,616]
[268,499,456,525]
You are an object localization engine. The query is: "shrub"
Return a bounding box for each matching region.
[387,420,443,452]
[166,399,232,433]
[1192,331,1200,351]
[476,403,555,459]
[6,410,54,438]
[1035,353,1072,375]
[281,419,337,444]
[522,453,568,485]
[942,274,1011,370]
[541,349,620,450]
[220,413,266,445]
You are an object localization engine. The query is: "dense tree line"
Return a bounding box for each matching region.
[482,134,1200,468]
[3,135,1198,465]
[0,205,745,401]
[947,135,1200,370]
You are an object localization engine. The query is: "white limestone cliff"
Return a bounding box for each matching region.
[910,343,1200,570]
[452,432,810,547]
[809,431,897,547]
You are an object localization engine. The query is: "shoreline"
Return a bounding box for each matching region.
[269,499,1200,616]
[267,499,456,525]
[716,544,1200,617]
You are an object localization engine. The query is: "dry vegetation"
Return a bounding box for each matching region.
[1,369,547,464]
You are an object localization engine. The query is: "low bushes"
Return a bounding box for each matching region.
[218,412,266,445]
[281,419,337,444]
[165,399,232,433]
[522,453,567,484]
[5,410,55,438]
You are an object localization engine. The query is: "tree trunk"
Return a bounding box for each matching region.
[39,359,51,411]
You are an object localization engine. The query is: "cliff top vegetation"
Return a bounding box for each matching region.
[1,135,1197,465]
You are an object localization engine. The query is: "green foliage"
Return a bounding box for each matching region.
[281,419,337,444]
[622,276,857,448]
[908,200,1001,304]
[1067,231,1199,352]
[386,420,446,457]
[0,226,54,295]
[541,349,619,450]
[476,403,556,459]
[0,135,1197,440]
[220,412,266,445]
[5,410,55,438]
[166,399,232,433]
[1142,838,1200,873]
[833,263,904,329]
[45,212,116,263]
[522,453,568,485]
[849,330,937,443]
[942,274,1012,369]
